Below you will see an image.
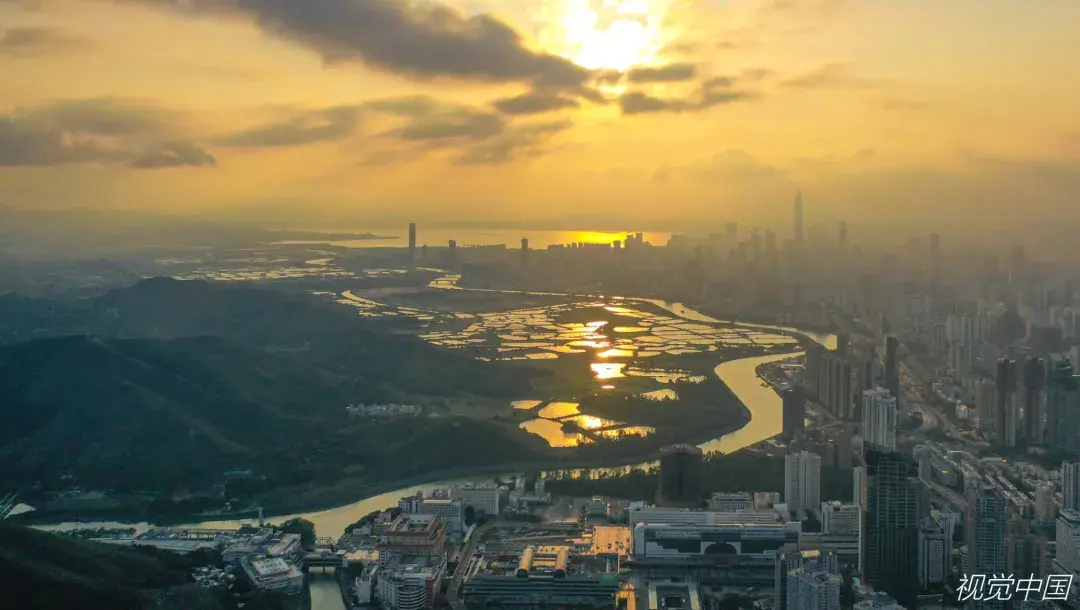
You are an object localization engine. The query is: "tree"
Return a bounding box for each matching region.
[279,518,316,549]
[463,505,477,527]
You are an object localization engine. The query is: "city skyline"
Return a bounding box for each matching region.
[1,0,1080,230]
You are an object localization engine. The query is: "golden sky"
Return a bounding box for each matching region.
[2,0,1080,229]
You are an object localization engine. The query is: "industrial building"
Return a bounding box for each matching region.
[461,545,621,608]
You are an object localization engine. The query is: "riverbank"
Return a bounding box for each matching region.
[14,389,755,528]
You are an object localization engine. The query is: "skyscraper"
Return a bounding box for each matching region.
[882,336,900,403]
[1063,462,1080,512]
[861,387,897,451]
[1023,357,1046,442]
[656,444,704,508]
[776,550,838,610]
[787,556,841,610]
[864,449,921,609]
[917,516,947,590]
[408,222,417,260]
[838,221,847,249]
[995,358,1018,451]
[965,480,1007,610]
[794,191,804,244]
[784,450,821,514]
[783,387,806,437]
[1047,359,1080,451]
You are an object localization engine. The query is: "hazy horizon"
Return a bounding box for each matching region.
[3,0,1080,231]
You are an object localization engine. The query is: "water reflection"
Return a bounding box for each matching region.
[511,400,543,410]
[591,362,626,379]
[537,402,581,418]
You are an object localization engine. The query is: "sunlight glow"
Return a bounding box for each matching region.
[542,0,670,71]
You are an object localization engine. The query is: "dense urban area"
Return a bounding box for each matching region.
[3,201,1080,610]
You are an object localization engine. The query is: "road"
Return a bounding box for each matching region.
[447,521,496,603]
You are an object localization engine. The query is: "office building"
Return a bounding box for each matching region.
[398,492,465,538]
[632,522,798,560]
[821,502,861,536]
[785,450,821,514]
[783,388,806,437]
[462,547,620,609]
[965,481,1007,609]
[883,336,900,404]
[657,444,704,508]
[1064,462,1080,512]
[996,358,1019,451]
[1023,357,1046,443]
[408,222,417,260]
[864,449,921,609]
[376,554,446,610]
[450,483,500,515]
[918,516,947,589]
[377,514,447,567]
[708,492,753,512]
[629,505,792,528]
[861,387,897,451]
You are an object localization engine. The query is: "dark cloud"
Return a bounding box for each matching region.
[0,26,93,57]
[627,63,698,84]
[618,77,757,115]
[780,63,882,89]
[0,99,212,169]
[392,111,503,142]
[456,120,572,165]
[493,92,579,116]
[216,106,362,147]
[130,141,216,168]
[122,0,590,87]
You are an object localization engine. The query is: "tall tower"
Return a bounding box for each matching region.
[862,387,897,451]
[864,449,921,609]
[408,222,417,261]
[965,479,1007,610]
[996,358,1018,452]
[1023,357,1046,443]
[794,191,804,244]
[838,221,847,248]
[883,336,901,404]
[784,450,821,514]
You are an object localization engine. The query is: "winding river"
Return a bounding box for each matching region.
[35,276,835,539]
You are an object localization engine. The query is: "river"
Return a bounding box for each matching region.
[34,279,835,541]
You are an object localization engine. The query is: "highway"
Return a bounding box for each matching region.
[447,521,496,604]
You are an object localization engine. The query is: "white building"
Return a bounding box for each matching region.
[708,492,753,512]
[821,502,861,536]
[1063,462,1080,512]
[629,505,790,528]
[632,523,798,559]
[784,451,821,514]
[398,493,465,539]
[787,561,841,610]
[450,483,500,516]
[862,388,897,450]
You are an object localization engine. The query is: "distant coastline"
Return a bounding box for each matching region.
[263,229,398,242]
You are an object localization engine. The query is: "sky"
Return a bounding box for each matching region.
[2,0,1080,231]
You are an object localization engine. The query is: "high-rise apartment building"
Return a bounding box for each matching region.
[408,222,417,260]
[787,559,841,610]
[864,449,921,609]
[1035,483,1058,524]
[917,516,947,590]
[861,387,897,451]
[775,550,837,610]
[784,450,822,514]
[1006,511,1047,578]
[783,388,806,437]
[853,466,867,508]
[1054,509,1080,578]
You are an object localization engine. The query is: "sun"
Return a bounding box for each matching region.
[542,0,669,72]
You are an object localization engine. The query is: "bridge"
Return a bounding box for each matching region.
[0,493,18,519]
[303,552,348,571]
